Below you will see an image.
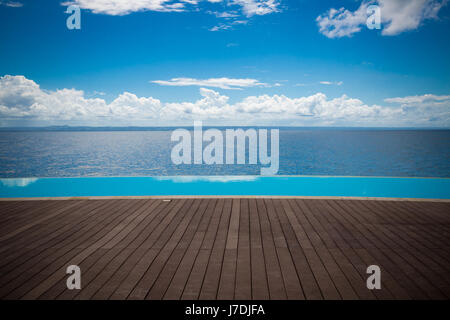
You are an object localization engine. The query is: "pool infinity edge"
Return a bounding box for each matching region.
[0,176,449,200]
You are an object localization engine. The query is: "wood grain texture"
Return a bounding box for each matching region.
[0,198,448,300]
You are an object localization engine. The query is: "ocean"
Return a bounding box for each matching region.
[0,128,449,178]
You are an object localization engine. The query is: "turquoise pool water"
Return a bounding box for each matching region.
[0,176,449,199]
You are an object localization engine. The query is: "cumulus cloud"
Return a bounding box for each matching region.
[379,0,448,35]
[63,0,280,17]
[317,3,369,38]
[384,94,450,123]
[61,0,187,15]
[231,0,280,17]
[0,75,162,121]
[385,94,450,105]
[317,0,448,38]
[1,75,449,127]
[151,77,269,89]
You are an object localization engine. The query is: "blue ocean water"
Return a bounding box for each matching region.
[0,128,449,178]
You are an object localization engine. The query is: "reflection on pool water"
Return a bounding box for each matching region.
[0,178,38,188]
[0,176,449,199]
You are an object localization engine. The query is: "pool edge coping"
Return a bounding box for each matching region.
[1,195,449,202]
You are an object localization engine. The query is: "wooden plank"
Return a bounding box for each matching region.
[393,201,450,250]
[0,200,82,242]
[0,200,131,294]
[350,200,447,299]
[356,200,450,298]
[256,199,287,299]
[18,200,153,300]
[315,200,389,300]
[180,199,225,300]
[234,199,251,300]
[249,199,270,300]
[264,199,304,300]
[108,199,195,300]
[0,201,57,228]
[272,199,322,300]
[292,199,358,300]
[0,199,125,289]
[280,199,340,300]
[307,200,384,300]
[331,199,431,299]
[199,199,232,300]
[0,200,108,268]
[0,198,448,300]
[323,199,410,300]
[90,199,180,300]
[126,199,208,300]
[53,200,164,300]
[147,199,217,300]
[217,199,240,299]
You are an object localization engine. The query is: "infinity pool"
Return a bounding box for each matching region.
[0,176,449,199]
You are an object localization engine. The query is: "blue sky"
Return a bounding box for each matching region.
[0,0,449,127]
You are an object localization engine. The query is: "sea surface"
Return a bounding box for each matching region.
[0,128,449,178]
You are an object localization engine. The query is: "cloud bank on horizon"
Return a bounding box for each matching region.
[1,75,449,127]
[0,2,448,127]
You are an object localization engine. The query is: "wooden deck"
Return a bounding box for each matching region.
[0,198,449,300]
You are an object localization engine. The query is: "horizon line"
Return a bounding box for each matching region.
[0,125,450,131]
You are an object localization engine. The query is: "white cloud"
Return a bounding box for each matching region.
[62,0,187,15]
[317,3,369,38]
[1,178,38,187]
[294,81,343,87]
[384,94,450,124]
[209,18,249,31]
[151,77,269,89]
[317,0,448,38]
[385,94,450,105]
[379,0,448,35]
[208,11,239,18]
[1,75,449,127]
[320,81,343,86]
[62,0,279,33]
[209,24,232,31]
[0,1,23,7]
[63,0,280,17]
[231,0,280,17]
[0,75,161,121]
